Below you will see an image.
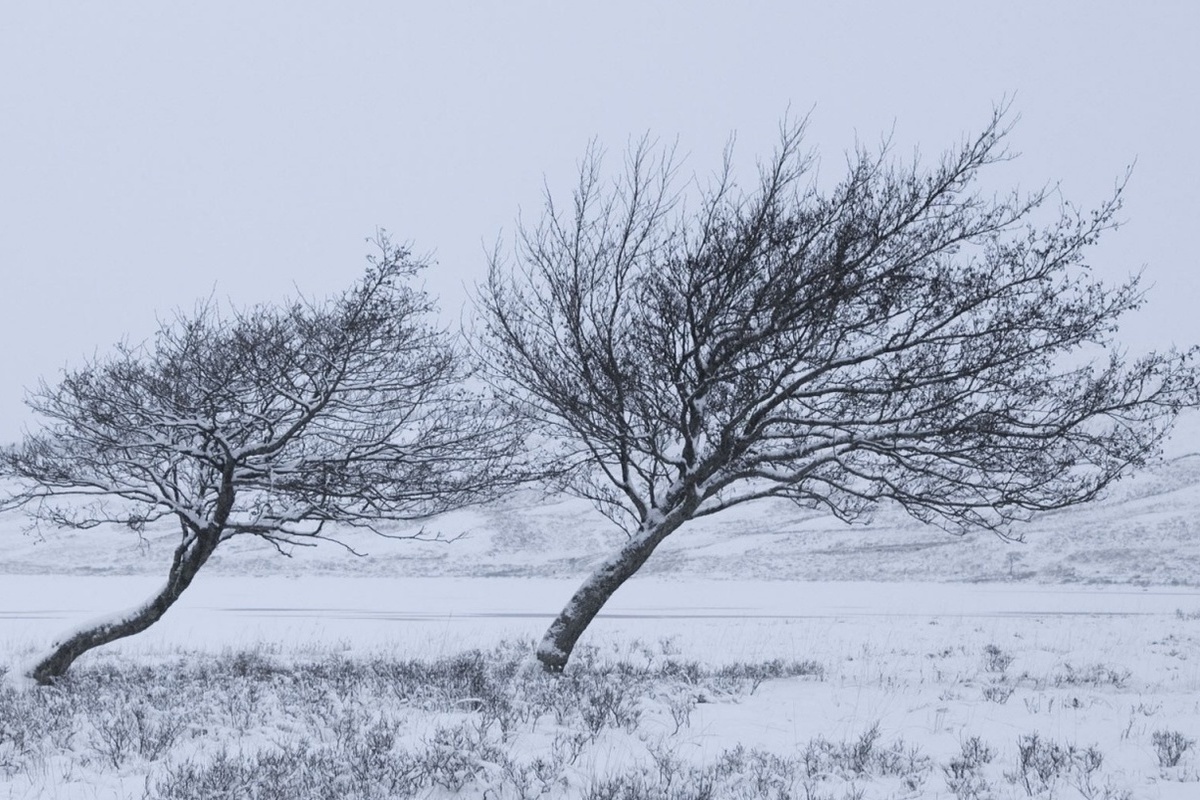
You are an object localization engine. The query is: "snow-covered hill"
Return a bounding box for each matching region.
[4,450,1199,586]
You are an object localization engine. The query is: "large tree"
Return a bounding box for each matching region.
[478,109,1200,672]
[2,237,522,683]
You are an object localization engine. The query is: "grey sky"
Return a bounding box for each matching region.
[2,3,1197,444]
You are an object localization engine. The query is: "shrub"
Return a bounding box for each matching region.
[982,644,1013,674]
[944,736,994,800]
[1151,729,1195,768]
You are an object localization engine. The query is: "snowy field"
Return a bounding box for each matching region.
[2,578,1199,797]
[3,432,1200,797]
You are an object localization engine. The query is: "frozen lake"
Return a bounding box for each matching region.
[4,575,1198,663]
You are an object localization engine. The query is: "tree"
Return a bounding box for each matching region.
[2,236,522,684]
[478,109,1200,673]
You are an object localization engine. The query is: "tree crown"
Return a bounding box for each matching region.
[4,236,522,549]
[479,110,1199,535]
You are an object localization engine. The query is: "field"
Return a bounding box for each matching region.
[3,445,1200,798]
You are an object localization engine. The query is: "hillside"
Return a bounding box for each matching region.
[3,450,1199,586]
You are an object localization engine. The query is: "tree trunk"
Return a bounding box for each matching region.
[536,512,687,672]
[29,532,220,685]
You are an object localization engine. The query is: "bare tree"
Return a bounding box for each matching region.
[478,108,1200,672]
[2,236,522,683]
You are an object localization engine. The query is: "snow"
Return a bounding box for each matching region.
[2,418,1200,796]
[3,576,1200,797]
[5,575,1198,659]
[6,453,1200,586]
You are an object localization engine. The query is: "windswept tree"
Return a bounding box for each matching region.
[2,237,523,683]
[479,109,1200,673]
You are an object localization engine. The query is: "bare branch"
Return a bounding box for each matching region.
[476,107,1200,672]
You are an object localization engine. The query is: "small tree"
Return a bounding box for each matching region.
[479,109,1200,672]
[2,236,522,683]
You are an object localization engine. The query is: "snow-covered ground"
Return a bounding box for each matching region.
[3,421,1200,797]
[2,577,1199,798]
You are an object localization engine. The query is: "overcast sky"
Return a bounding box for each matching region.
[2,3,1197,445]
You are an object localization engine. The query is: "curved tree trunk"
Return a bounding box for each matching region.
[536,512,687,673]
[29,531,220,685]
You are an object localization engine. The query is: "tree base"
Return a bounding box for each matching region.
[535,646,568,674]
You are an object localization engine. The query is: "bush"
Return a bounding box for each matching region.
[982,644,1013,674]
[1151,729,1195,768]
[944,736,995,800]
[1005,733,1105,798]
